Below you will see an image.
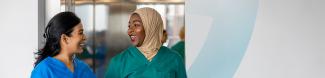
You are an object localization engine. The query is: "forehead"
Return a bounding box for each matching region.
[130,13,141,21]
[73,23,83,30]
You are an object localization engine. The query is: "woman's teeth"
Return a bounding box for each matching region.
[131,36,136,40]
[79,43,85,47]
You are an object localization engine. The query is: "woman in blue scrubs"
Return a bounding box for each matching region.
[31,12,96,78]
[105,7,187,78]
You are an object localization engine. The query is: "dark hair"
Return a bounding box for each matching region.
[34,12,81,66]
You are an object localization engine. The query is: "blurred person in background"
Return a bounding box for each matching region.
[171,26,185,61]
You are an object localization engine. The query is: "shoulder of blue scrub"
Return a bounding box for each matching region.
[74,58,92,70]
[32,57,53,74]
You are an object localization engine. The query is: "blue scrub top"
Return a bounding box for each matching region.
[31,57,96,78]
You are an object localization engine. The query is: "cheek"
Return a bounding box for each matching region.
[135,29,141,35]
[136,29,145,39]
[70,37,81,46]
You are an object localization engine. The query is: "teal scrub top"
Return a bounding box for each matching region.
[171,41,185,60]
[31,57,96,78]
[105,46,187,78]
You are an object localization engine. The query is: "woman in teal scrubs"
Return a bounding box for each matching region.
[171,26,185,60]
[105,7,187,78]
[31,12,96,78]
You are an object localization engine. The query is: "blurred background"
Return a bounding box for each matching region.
[38,0,184,78]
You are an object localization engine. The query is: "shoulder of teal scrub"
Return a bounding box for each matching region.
[160,46,187,78]
[105,46,135,78]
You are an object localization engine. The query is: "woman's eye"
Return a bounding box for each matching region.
[135,24,140,27]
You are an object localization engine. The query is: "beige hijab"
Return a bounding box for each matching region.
[132,7,163,59]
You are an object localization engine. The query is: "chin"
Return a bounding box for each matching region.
[131,41,138,46]
[75,49,84,53]
[131,43,138,46]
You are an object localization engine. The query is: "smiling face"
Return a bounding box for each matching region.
[65,23,86,53]
[128,13,145,47]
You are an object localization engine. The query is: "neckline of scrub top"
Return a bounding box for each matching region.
[131,45,163,65]
[47,56,77,74]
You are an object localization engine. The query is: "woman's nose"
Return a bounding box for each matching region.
[127,29,133,35]
[82,35,86,41]
[128,27,134,35]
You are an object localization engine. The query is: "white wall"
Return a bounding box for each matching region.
[234,0,325,78]
[0,0,37,78]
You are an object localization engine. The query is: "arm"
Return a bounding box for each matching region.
[31,65,50,78]
[175,55,187,78]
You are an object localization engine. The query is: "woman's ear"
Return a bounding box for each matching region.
[61,34,70,45]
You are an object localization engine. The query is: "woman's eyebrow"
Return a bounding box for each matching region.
[133,20,141,23]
